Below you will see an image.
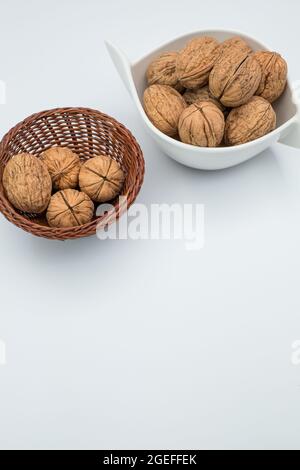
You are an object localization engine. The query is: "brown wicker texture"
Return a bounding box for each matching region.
[0,108,145,240]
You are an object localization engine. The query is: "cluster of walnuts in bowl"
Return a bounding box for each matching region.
[143,36,288,147]
[2,148,125,228]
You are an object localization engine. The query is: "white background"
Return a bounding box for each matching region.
[0,0,300,450]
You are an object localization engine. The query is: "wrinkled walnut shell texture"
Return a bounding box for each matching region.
[146,52,183,91]
[225,96,276,146]
[143,35,287,148]
[178,101,225,147]
[143,84,187,136]
[253,51,288,103]
[79,155,125,203]
[3,153,52,213]
[176,36,219,89]
[216,37,252,60]
[46,189,94,228]
[209,49,262,107]
[40,146,81,190]
[183,85,226,112]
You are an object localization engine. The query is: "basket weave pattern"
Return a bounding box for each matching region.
[0,108,145,240]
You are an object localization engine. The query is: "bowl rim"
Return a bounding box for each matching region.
[132,28,297,154]
[0,106,145,240]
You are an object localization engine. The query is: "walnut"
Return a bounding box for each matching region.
[253,51,288,103]
[183,85,226,112]
[143,84,187,136]
[79,155,125,203]
[216,37,252,59]
[40,146,81,190]
[178,101,225,147]
[225,96,276,146]
[176,36,219,89]
[146,52,183,92]
[46,189,94,228]
[2,153,52,213]
[209,49,261,107]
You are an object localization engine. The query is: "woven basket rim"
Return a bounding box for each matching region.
[0,107,145,240]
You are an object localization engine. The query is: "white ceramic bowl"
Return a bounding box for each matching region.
[106,30,300,170]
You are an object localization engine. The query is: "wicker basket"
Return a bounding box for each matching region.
[0,107,145,240]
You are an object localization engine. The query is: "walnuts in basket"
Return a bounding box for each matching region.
[2,148,125,229]
[2,153,52,213]
[79,155,125,203]
[143,35,288,147]
[40,146,81,190]
[46,189,94,228]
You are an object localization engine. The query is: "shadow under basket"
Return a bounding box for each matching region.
[0,107,145,240]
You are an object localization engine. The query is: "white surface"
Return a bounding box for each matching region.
[107,32,299,170]
[0,0,300,451]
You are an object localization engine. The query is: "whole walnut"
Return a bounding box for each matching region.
[79,155,125,203]
[46,189,94,228]
[178,101,225,147]
[225,96,276,146]
[2,153,52,213]
[146,52,183,92]
[209,48,262,107]
[216,36,252,59]
[183,85,226,112]
[253,51,288,103]
[40,146,81,190]
[143,84,187,136]
[176,36,219,89]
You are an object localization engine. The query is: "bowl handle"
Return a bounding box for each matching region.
[278,115,300,150]
[105,41,136,99]
[278,82,300,149]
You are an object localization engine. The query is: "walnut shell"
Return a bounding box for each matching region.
[176,36,219,89]
[143,84,187,136]
[216,36,252,59]
[2,153,52,213]
[40,146,81,190]
[46,189,94,228]
[178,101,225,147]
[225,96,276,146]
[209,49,262,107]
[253,51,288,103]
[79,155,125,203]
[146,51,183,92]
[183,85,226,112]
